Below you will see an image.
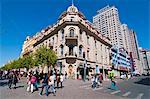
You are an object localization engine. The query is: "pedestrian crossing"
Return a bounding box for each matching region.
[79,84,144,99]
[122,91,131,97]
[110,90,121,95]
[136,93,144,99]
[93,87,103,91]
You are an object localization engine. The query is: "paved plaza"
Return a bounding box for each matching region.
[0,76,150,99]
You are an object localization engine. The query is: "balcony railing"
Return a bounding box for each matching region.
[48,42,54,48]
[65,34,78,39]
[65,52,77,58]
[65,34,78,46]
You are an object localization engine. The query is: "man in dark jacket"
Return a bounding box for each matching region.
[8,71,18,89]
[39,73,49,96]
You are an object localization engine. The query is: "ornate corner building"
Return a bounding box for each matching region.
[21,4,112,79]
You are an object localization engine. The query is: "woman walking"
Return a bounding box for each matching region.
[48,72,56,96]
[26,72,32,92]
[60,74,63,88]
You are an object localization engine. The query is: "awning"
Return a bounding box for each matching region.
[118,66,128,71]
[106,65,112,70]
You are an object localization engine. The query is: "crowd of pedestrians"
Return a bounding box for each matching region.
[0,69,21,89]
[0,66,65,97]
[25,67,65,96]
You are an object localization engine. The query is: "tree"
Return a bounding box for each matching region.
[21,53,35,69]
[34,46,57,67]
[1,46,57,70]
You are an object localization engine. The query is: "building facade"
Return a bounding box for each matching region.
[121,24,141,73]
[93,5,142,74]
[21,4,112,79]
[139,48,150,75]
[93,5,123,48]
[21,36,37,56]
[111,47,131,77]
[121,24,132,53]
[129,29,140,73]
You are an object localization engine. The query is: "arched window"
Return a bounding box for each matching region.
[79,45,83,57]
[70,29,74,37]
[60,45,64,56]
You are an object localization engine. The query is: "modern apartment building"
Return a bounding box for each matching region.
[21,4,112,79]
[121,24,132,53]
[93,5,123,48]
[129,29,140,72]
[93,5,142,74]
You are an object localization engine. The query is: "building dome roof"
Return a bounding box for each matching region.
[67,4,78,13]
[58,4,86,20]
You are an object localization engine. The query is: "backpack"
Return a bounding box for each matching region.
[31,76,37,84]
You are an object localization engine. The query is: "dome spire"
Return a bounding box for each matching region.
[72,0,74,6]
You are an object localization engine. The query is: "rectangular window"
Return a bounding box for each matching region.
[56,34,58,43]
[61,29,64,40]
[87,36,89,45]
[87,51,89,59]
[95,53,97,61]
[95,40,97,48]
[80,30,82,41]
[52,37,54,45]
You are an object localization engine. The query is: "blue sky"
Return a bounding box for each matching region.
[0,0,150,66]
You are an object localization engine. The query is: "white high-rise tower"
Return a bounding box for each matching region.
[93,5,123,48]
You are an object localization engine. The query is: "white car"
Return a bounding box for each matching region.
[120,74,126,79]
[132,71,141,76]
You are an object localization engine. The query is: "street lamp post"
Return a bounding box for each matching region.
[83,52,86,81]
[83,58,87,82]
[102,56,105,81]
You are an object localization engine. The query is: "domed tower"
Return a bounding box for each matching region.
[67,3,78,13]
[59,2,86,20]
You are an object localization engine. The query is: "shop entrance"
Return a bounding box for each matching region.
[77,66,90,80]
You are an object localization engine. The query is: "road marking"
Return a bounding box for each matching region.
[104,89,110,92]
[136,93,144,99]
[110,90,121,95]
[85,87,91,89]
[122,91,131,97]
[93,87,103,91]
[80,84,91,88]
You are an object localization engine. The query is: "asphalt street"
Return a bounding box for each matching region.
[0,76,149,99]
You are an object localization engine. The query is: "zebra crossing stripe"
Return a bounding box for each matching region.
[136,93,144,99]
[85,87,91,89]
[93,87,103,91]
[110,90,121,95]
[104,89,110,92]
[80,84,91,88]
[122,91,131,97]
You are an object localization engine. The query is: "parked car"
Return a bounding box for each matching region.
[132,71,140,76]
[142,73,150,76]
